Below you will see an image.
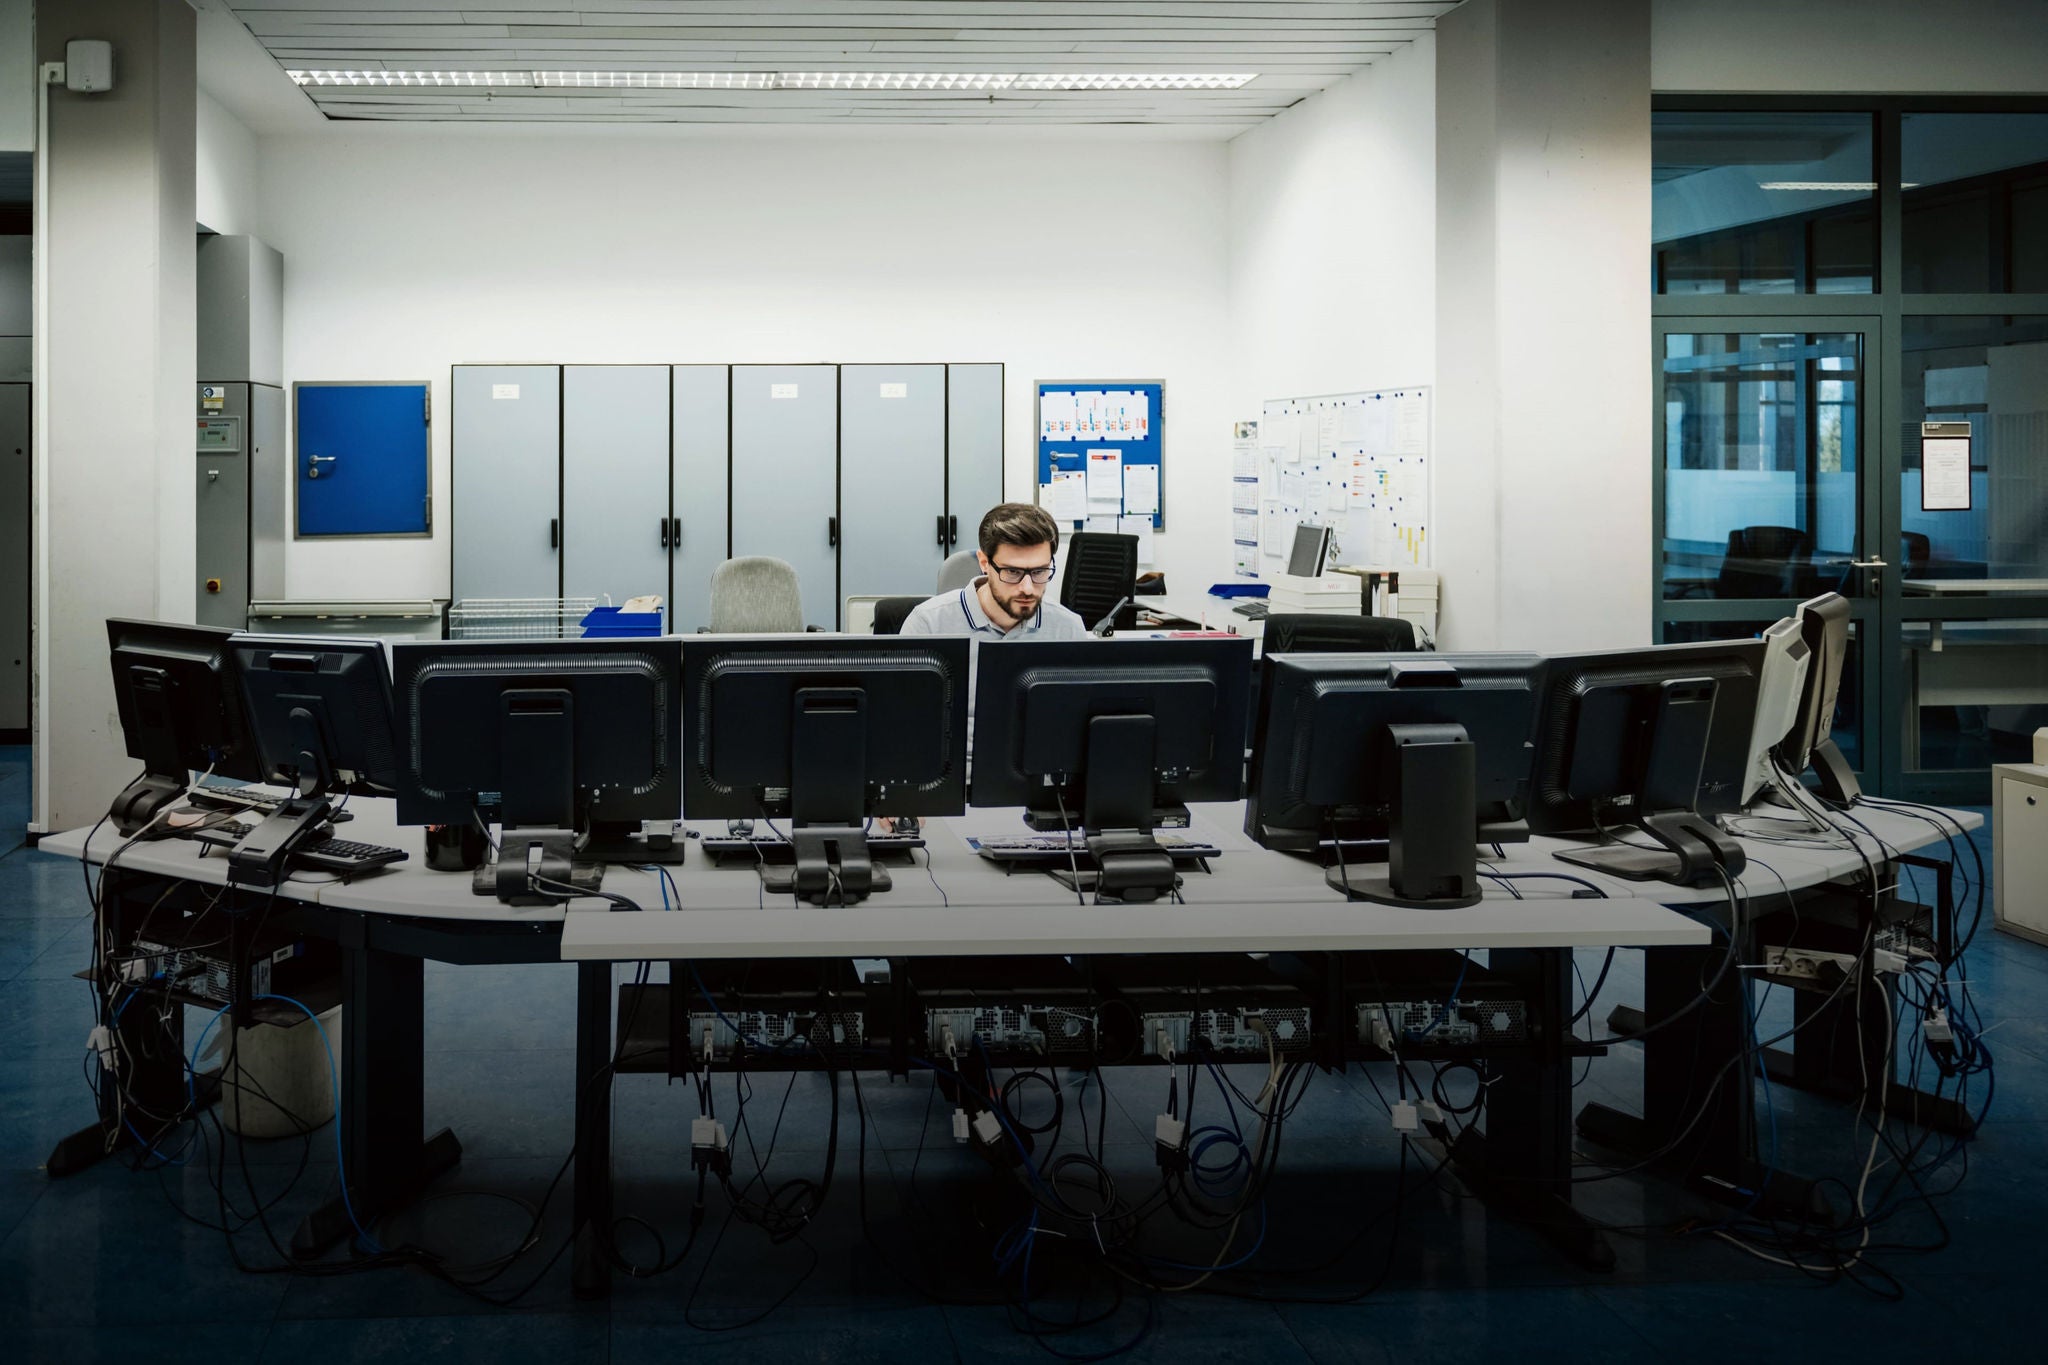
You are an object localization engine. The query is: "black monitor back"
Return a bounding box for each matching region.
[1247,653,1544,849]
[230,636,400,795]
[106,618,260,782]
[682,635,970,821]
[390,637,682,827]
[1777,592,1850,773]
[1527,640,1765,835]
[969,638,1254,811]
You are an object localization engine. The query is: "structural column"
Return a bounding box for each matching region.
[33,0,196,831]
[1434,0,1651,652]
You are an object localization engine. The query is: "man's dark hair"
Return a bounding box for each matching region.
[979,502,1061,560]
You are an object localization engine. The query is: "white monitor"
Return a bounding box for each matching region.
[1741,615,1813,806]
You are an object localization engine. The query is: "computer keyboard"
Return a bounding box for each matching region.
[1231,601,1270,619]
[190,785,289,815]
[972,834,1222,863]
[699,832,926,864]
[289,836,409,876]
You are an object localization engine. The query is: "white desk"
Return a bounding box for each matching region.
[1903,578,2048,595]
[1137,592,1265,637]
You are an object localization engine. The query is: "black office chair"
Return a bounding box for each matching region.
[1716,525,1812,598]
[870,595,926,636]
[1261,614,1417,654]
[1059,532,1139,632]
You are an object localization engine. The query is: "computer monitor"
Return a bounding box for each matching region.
[1286,523,1334,578]
[1774,592,1860,805]
[1246,653,1546,909]
[222,635,402,887]
[970,638,1254,901]
[105,619,260,835]
[1741,616,1812,807]
[682,635,970,905]
[1527,640,1766,886]
[391,638,684,905]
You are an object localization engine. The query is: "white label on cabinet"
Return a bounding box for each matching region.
[771,383,799,399]
[492,384,519,400]
[880,382,908,399]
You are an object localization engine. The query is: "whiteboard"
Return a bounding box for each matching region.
[1243,387,1431,576]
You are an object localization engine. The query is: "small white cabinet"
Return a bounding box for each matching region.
[1994,763,2048,948]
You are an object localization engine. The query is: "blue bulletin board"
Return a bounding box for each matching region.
[1034,381,1165,539]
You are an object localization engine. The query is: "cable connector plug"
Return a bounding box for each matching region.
[1154,1113,1188,1171]
[951,1107,971,1143]
[969,1108,1024,1168]
[689,1116,730,1175]
[1390,1100,1419,1133]
[88,1025,116,1073]
[1926,1007,1955,1058]
[1873,948,1909,976]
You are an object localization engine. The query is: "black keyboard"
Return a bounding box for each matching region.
[700,832,925,865]
[291,837,408,876]
[190,786,289,815]
[1231,601,1270,619]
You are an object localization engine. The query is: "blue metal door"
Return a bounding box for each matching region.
[295,382,431,536]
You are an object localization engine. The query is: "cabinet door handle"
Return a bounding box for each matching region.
[549,518,558,550]
[949,514,959,548]
[828,516,839,548]
[659,518,670,549]
[670,517,682,547]
[936,515,948,547]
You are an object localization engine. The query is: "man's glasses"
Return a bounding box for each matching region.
[990,562,1056,586]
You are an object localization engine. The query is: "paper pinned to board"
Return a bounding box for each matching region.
[1118,515,1155,565]
[1085,515,1120,536]
[1045,472,1087,522]
[1394,392,1428,454]
[1086,450,1123,501]
[1122,463,1160,516]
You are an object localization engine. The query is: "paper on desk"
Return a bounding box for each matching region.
[1086,450,1123,502]
[1122,463,1160,515]
[1118,515,1155,565]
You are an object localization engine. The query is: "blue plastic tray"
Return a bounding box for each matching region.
[580,606,663,638]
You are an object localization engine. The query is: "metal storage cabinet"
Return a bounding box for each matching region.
[451,366,561,604]
[671,366,730,633]
[947,363,1004,554]
[841,364,946,599]
[563,366,671,626]
[0,384,25,736]
[731,365,838,628]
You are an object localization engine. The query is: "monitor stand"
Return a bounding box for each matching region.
[483,688,605,906]
[477,829,603,906]
[1810,737,1862,806]
[1047,714,1181,904]
[109,772,188,837]
[1326,722,1482,910]
[1556,809,1747,886]
[770,685,882,906]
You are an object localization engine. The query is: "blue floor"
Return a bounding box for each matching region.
[1,743,2039,1362]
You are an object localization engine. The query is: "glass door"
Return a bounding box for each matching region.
[1885,314,2048,801]
[1653,320,1884,786]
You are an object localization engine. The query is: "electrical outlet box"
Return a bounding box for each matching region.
[66,41,114,93]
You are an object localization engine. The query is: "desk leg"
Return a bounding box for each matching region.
[291,944,462,1259]
[1578,942,1830,1223]
[571,960,613,1300]
[1446,947,1614,1272]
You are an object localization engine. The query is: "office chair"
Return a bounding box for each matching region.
[1902,530,1932,575]
[937,550,980,593]
[1261,614,1417,654]
[708,556,805,633]
[1058,532,1139,632]
[870,595,926,636]
[1716,525,1813,598]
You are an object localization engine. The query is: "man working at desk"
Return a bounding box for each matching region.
[901,502,1089,641]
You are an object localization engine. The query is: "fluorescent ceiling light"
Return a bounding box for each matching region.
[1757,181,1921,191]
[289,70,1259,93]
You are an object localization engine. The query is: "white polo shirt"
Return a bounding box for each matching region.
[899,577,1090,642]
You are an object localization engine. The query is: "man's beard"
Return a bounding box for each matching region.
[1006,595,1040,619]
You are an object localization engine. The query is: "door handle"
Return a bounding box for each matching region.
[670,517,681,547]
[659,517,671,549]
[936,514,948,547]
[949,515,958,547]
[549,518,558,550]
[305,453,336,480]
[828,516,839,548]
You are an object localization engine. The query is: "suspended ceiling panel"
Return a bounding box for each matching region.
[230,2,1460,127]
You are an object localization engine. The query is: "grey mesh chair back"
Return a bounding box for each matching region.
[937,550,981,593]
[709,556,804,633]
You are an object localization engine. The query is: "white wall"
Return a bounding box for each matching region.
[257,130,1233,602]
[1653,0,2048,94]
[196,87,258,235]
[1225,37,1437,412]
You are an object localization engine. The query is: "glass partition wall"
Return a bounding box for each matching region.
[1654,99,2048,802]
